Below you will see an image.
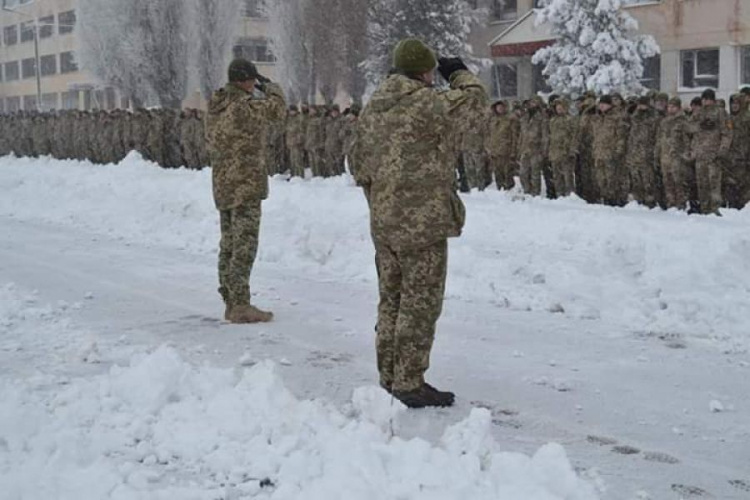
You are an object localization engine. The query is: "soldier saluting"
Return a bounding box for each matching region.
[205,59,287,323]
[353,39,488,408]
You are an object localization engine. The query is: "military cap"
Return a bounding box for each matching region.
[668,97,682,108]
[599,95,613,105]
[690,96,703,107]
[393,39,437,76]
[701,88,716,101]
[655,92,669,103]
[741,86,750,96]
[228,58,260,83]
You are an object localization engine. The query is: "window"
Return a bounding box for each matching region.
[640,55,661,90]
[41,93,58,111]
[60,51,78,73]
[23,95,37,111]
[62,90,79,110]
[492,62,518,98]
[58,10,76,35]
[20,21,34,43]
[40,54,57,76]
[21,57,36,79]
[39,16,55,39]
[532,63,552,94]
[6,96,21,113]
[4,61,19,81]
[741,46,750,87]
[681,48,719,89]
[492,0,517,22]
[4,25,18,45]
[233,38,275,63]
[242,0,263,17]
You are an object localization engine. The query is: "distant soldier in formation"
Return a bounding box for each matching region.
[627,96,661,207]
[285,105,306,178]
[656,97,692,209]
[724,93,750,209]
[690,89,731,214]
[518,96,549,196]
[548,98,578,197]
[485,100,518,191]
[593,95,630,206]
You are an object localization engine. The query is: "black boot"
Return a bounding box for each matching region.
[393,384,455,409]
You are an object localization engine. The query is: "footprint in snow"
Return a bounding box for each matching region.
[729,480,750,492]
[643,451,680,465]
[586,435,619,446]
[671,484,712,498]
[612,445,641,455]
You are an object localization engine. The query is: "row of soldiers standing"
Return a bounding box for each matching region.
[0,108,208,169]
[266,104,360,178]
[464,87,750,214]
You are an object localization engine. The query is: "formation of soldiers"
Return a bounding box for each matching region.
[0,108,208,169]
[468,87,750,214]
[270,103,361,178]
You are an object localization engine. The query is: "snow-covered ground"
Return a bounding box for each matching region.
[1,154,749,499]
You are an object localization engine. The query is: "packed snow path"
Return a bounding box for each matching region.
[1,154,749,499]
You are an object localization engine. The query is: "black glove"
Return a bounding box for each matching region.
[255,74,271,92]
[438,57,468,82]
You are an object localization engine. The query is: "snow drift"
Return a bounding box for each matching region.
[0,283,599,499]
[1,153,749,348]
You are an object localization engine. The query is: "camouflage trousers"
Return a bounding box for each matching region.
[218,201,262,307]
[723,160,750,210]
[490,155,515,191]
[326,153,345,177]
[551,156,576,197]
[375,239,448,392]
[462,152,490,191]
[661,159,690,209]
[576,155,599,203]
[629,160,660,208]
[308,149,325,177]
[594,158,629,206]
[288,146,305,178]
[520,153,544,196]
[695,158,723,214]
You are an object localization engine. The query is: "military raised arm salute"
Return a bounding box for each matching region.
[353,39,488,409]
[205,59,287,324]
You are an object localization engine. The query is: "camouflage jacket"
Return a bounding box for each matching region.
[728,109,750,163]
[285,115,305,148]
[341,118,358,156]
[548,114,579,163]
[485,113,518,160]
[305,116,326,151]
[626,109,660,168]
[593,109,629,163]
[353,71,488,251]
[206,82,286,210]
[690,104,731,162]
[519,110,549,158]
[325,117,345,154]
[459,108,487,153]
[655,113,690,166]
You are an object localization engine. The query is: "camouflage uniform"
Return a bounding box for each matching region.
[518,99,549,196]
[627,105,661,207]
[690,103,731,214]
[593,106,630,206]
[206,82,286,307]
[485,103,518,191]
[341,114,359,175]
[353,70,487,392]
[655,104,692,209]
[725,94,750,209]
[325,112,345,176]
[304,109,325,176]
[460,106,489,191]
[285,111,306,177]
[548,101,578,197]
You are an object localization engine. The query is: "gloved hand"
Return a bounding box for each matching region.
[255,74,271,92]
[438,57,468,82]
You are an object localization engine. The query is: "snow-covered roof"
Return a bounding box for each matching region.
[488,10,554,47]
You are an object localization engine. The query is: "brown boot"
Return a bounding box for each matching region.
[227,304,274,324]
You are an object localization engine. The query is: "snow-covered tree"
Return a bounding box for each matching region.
[77,0,191,108]
[532,0,660,96]
[365,0,483,85]
[188,0,243,100]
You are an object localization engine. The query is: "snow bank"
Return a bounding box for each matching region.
[0,285,598,500]
[1,154,749,345]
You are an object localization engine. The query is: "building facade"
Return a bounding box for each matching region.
[0,0,276,112]
[483,0,750,101]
